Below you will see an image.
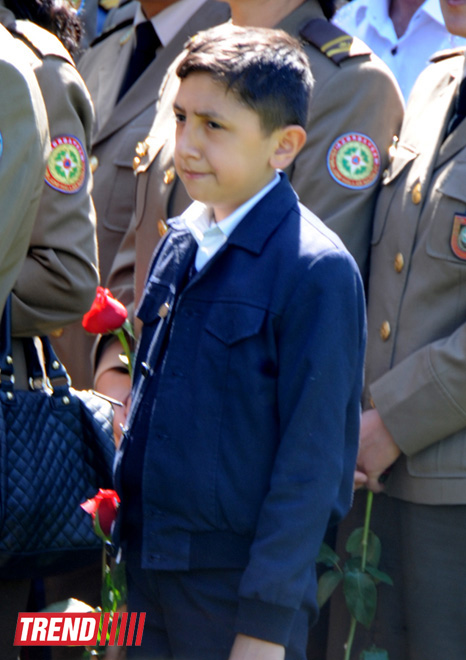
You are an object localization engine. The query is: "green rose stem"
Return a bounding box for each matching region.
[344,490,374,660]
[115,325,133,378]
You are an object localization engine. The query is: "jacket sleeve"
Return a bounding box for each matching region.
[11,55,99,337]
[0,40,49,315]
[370,324,466,457]
[235,249,367,646]
[290,58,404,283]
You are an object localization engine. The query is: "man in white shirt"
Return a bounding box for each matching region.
[333,0,466,100]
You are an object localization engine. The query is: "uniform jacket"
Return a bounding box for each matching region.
[0,8,99,387]
[364,49,466,504]
[115,174,367,644]
[0,25,49,315]
[101,0,402,381]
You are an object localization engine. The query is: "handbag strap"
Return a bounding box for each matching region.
[0,295,72,395]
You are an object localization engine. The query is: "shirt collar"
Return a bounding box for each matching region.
[182,172,281,245]
[134,0,208,47]
[353,0,444,29]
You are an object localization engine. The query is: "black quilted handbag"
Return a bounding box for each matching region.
[0,298,116,579]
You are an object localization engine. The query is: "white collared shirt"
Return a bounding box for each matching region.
[182,172,280,272]
[134,0,208,47]
[333,0,466,100]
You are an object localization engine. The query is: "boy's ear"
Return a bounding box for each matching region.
[269,125,307,170]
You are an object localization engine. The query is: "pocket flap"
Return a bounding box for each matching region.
[205,303,266,346]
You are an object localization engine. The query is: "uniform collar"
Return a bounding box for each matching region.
[134,0,209,47]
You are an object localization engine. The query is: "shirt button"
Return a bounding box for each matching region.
[394,252,404,273]
[379,321,391,341]
[158,302,170,318]
[412,181,422,205]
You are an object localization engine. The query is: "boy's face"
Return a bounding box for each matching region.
[173,72,280,222]
[440,0,466,37]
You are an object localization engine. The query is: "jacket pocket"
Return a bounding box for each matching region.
[426,159,466,264]
[205,303,266,346]
[407,428,466,478]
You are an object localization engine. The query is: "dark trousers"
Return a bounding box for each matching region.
[126,552,310,660]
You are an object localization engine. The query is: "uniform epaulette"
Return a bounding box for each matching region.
[299,18,371,65]
[9,20,74,65]
[430,46,466,63]
[89,17,133,48]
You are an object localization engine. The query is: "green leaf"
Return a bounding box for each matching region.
[366,565,394,586]
[346,528,382,567]
[316,542,341,567]
[317,570,343,608]
[360,646,389,660]
[343,569,377,628]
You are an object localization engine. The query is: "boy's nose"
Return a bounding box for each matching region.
[177,124,201,159]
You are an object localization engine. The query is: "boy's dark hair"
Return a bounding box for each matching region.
[5,0,82,55]
[176,24,314,134]
[318,0,337,20]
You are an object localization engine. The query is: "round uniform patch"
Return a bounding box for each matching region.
[327,133,380,190]
[45,135,86,194]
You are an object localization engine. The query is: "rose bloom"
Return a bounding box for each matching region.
[81,489,120,541]
[82,286,127,334]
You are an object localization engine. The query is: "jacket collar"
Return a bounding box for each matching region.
[168,172,299,257]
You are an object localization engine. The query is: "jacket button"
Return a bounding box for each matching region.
[158,302,170,318]
[133,155,141,170]
[89,155,98,173]
[158,219,168,237]
[163,166,175,185]
[412,182,422,205]
[394,252,404,273]
[140,362,150,377]
[379,321,391,341]
[135,140,148,158]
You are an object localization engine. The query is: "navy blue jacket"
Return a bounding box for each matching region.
[115,174,366,645]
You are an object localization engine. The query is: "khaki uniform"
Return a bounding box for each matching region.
[100,0,403,380]
[327,49,466,660]
[0,24,49,315]
[0,8,99,388]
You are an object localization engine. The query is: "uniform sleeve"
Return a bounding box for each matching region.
[235,249,367,645]
[370,325,466,456]
[290,57,404,283]
[11,56,99,337]
[0,45,49,315]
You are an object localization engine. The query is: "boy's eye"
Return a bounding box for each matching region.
[174,112,186,123]
[207,120,223,130]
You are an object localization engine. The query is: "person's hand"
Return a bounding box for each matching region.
[353,469,368,490]
[95,368,131,446]
[357,408,401,493]
[228,634,285,660]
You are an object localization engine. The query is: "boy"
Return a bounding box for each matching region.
[115,25,366,660]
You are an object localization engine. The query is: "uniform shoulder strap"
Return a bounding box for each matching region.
[430,47,466,64]
[89,18,133,48]
[9,20,74,65]
[300,18,371,65]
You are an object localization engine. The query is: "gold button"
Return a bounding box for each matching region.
[412,182,422,205]
[50,328,64,338]
[135,141,148,158]
[388,135,399,162]
[133,155,141,170]
[394,252,404,273]
[163,167,175,185]
[157,219,168,237]
[158,302,170,319]
[380,321,391,341]
[89,155,98,173]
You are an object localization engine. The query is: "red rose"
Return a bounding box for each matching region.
[81,489,120,542]
[82,286,128,334]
